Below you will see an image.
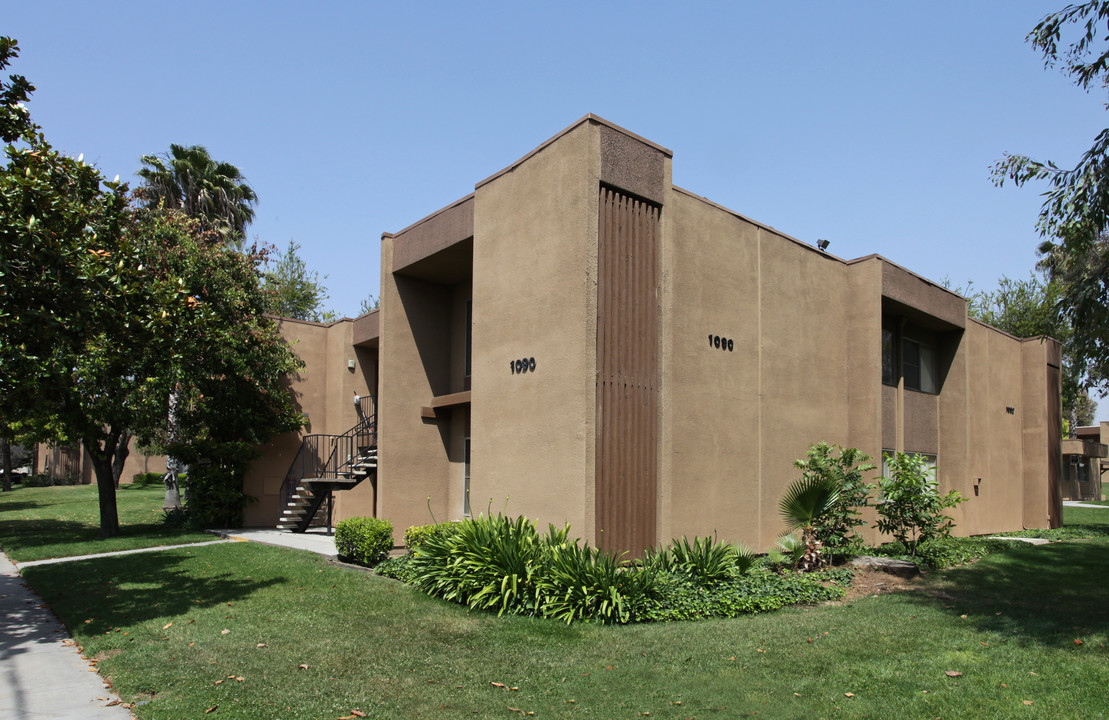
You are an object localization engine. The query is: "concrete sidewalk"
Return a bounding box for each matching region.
[210,527,338,556]
[0,552,134,719]
[1064,500,1109,509]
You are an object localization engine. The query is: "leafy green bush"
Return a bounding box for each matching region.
[183,460,250,528]
[335,517,394,567]
[160,506,191,529]
[870,536,1014,570]
[873,453,965,557]
[636,567,847,622]
[23,472,80,487]
[404,521,462,549]
[375,553,418,584]
[793,443,875,557]
[132,472,165,487]
[405,514,848,625]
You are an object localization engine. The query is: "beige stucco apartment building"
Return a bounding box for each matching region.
[243,115,1064,555]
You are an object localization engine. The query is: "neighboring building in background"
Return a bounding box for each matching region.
[34,440,166,485]
[1061,423,1108,502]
[242,115,1064,555]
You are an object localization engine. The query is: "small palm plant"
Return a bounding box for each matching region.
[778,475,840,571]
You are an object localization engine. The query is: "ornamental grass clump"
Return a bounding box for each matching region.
[645,535,755,583]
[538,539,657,624]
[411,513,549,616]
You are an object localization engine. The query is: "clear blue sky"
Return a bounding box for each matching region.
[8,1,1106,417]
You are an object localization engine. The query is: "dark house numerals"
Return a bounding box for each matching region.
[709,335,734,352]
[510,357,537,374]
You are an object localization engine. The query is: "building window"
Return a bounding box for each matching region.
[903,338,937,394]
[882,329,897,386]
[881,451,938,481]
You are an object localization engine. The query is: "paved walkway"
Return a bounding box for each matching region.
[1064,500,1109,509]
[0,552,135,719]
[209,527,338,556]
[0,529,337,719]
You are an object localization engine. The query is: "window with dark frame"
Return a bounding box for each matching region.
[902,337,937,394]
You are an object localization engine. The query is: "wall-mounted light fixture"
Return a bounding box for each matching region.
[347,359,356,370]
[816,239,830,251]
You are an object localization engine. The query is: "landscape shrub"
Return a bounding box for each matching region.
[871,536,1013,570]
[404,514,840,625]
[404,521,462,549]
[132,472,164,487]
[22,472,79,487]
[793,443,875,558]
[873,452,965,557]
[636,567,847,622]
[335,517,394,567]
[183,460,250,528]
[375,553,418,584]
[538,539,657,624]
[411,514,550,616]
[645,536,754,583]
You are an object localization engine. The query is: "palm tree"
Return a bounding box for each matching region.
[778,475,840,571]
[137,144,257,242]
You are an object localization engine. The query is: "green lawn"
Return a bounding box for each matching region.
[0,483,214,562]
[4,487,1108,719]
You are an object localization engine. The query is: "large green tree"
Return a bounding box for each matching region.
[1,38,303,535]
[136,143,258,244]
[992,1,1109,396]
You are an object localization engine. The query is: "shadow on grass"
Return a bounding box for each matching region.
[21,549,285,633]
[0,500,43,513]
[0,517,208,558]
[905,540,1109,648]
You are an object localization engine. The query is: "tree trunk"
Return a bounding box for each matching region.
[87,430,121,538]
[1,435,12,493]
[112,429,132,487]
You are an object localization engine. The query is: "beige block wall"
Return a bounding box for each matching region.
[377,236,456,542]
[953,322,1026,534]
[470,120,601,542]
[1021,338,1062,529]
[660,192,764,548]
[662,189,855,552]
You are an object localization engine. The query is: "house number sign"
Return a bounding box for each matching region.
[510,357,537,374]
[709,335,734,352]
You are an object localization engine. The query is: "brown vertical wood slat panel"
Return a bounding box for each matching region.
[596,186,660,557]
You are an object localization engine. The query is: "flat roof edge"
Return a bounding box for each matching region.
[383,193,475,240]
[475,114,673,190]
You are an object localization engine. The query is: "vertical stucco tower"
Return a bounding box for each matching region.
[286,115,1062,553]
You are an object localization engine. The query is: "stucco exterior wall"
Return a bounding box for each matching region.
[470,120,601,542]
[661,189,857,551]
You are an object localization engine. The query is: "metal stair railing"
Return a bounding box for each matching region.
[278,395,377,533]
